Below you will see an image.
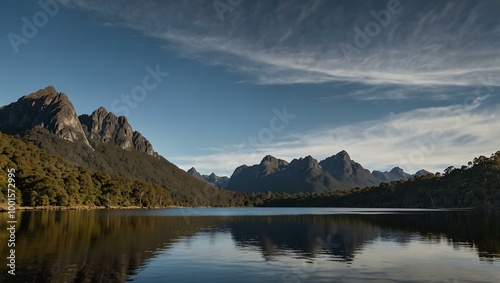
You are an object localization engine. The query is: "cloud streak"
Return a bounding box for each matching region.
[64,0,500,89]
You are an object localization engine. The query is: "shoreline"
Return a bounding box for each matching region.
[0,204,183,212]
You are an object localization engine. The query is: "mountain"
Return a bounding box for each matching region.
[79,107,156,156]
[226,151,426,193]
[226,155,345,193]
[372,167,413,182]
[414,169,432,177]
[0,86,91,148]
[0,86,236,207]
[263,151,500,208]
[187,167,231,188]
[205,173,230,188]
[319,150,380,188]
[187,167,205,181]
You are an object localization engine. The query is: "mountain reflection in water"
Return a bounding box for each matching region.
[0,209,498,282]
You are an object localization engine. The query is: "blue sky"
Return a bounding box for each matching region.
[1,0,499,176]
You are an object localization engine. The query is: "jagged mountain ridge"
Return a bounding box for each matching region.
[225,152,426,193]
[79,107,156,156]
[0,86,92,148]
[372,167,413,182]
[187,167,229,188]
[0,86,156,156]
[319,150,380,188]
[226,155,345,193]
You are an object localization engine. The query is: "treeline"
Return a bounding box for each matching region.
[261,151,500,208]
[2,131,499,209]
[0,133,172,207]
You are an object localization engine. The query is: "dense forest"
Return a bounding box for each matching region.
[1,132,499,208]
[0,132,258,208]
[0,133,173,207]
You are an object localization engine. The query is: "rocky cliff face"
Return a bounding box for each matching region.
[0,86,157,156]
[79,107,156,156]
[0,86,92,148]
[319,150,380,188]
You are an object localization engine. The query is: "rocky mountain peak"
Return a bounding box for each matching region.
[187,167,204,181]
[260,155,277,164]
[304,155,318,165]
[335,150,352,161]
[289,155,320,171]
[390,167,405,175]
[0,86,158,157]
[79,107,156,156]
[260,155,288,168]
[187,167,199,174]
[319,151,380,187]
[187,168,229,188]
[24,85,57,99]
[0,86,92,148]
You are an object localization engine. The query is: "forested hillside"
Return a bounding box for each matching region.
[0,133,173,207]
[0,132,254,208]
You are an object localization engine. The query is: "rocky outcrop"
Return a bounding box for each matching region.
[79,107,134,150]
[0,86,92,148]
[78,107,156,156]
[319,150,380,188]
[0,86,157,156]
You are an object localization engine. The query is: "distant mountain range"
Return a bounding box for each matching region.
[187,167,229,188]
[189,151,430,193]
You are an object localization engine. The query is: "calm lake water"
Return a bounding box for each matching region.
[1,208,499,282]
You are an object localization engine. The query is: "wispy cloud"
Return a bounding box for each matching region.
[64,0,500,89]
[59,0,500,176]
[172,101,500,176]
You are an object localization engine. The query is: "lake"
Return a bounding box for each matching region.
[1,208,499,282]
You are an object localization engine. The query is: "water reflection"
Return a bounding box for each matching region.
[0,211,220,282]
[0,209,498,282]
[227,215,380,262]
[224,211,500,264]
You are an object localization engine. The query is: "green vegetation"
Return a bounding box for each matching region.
[0,132,172,207]
[0,131,252,208]
[20,129,247,207]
